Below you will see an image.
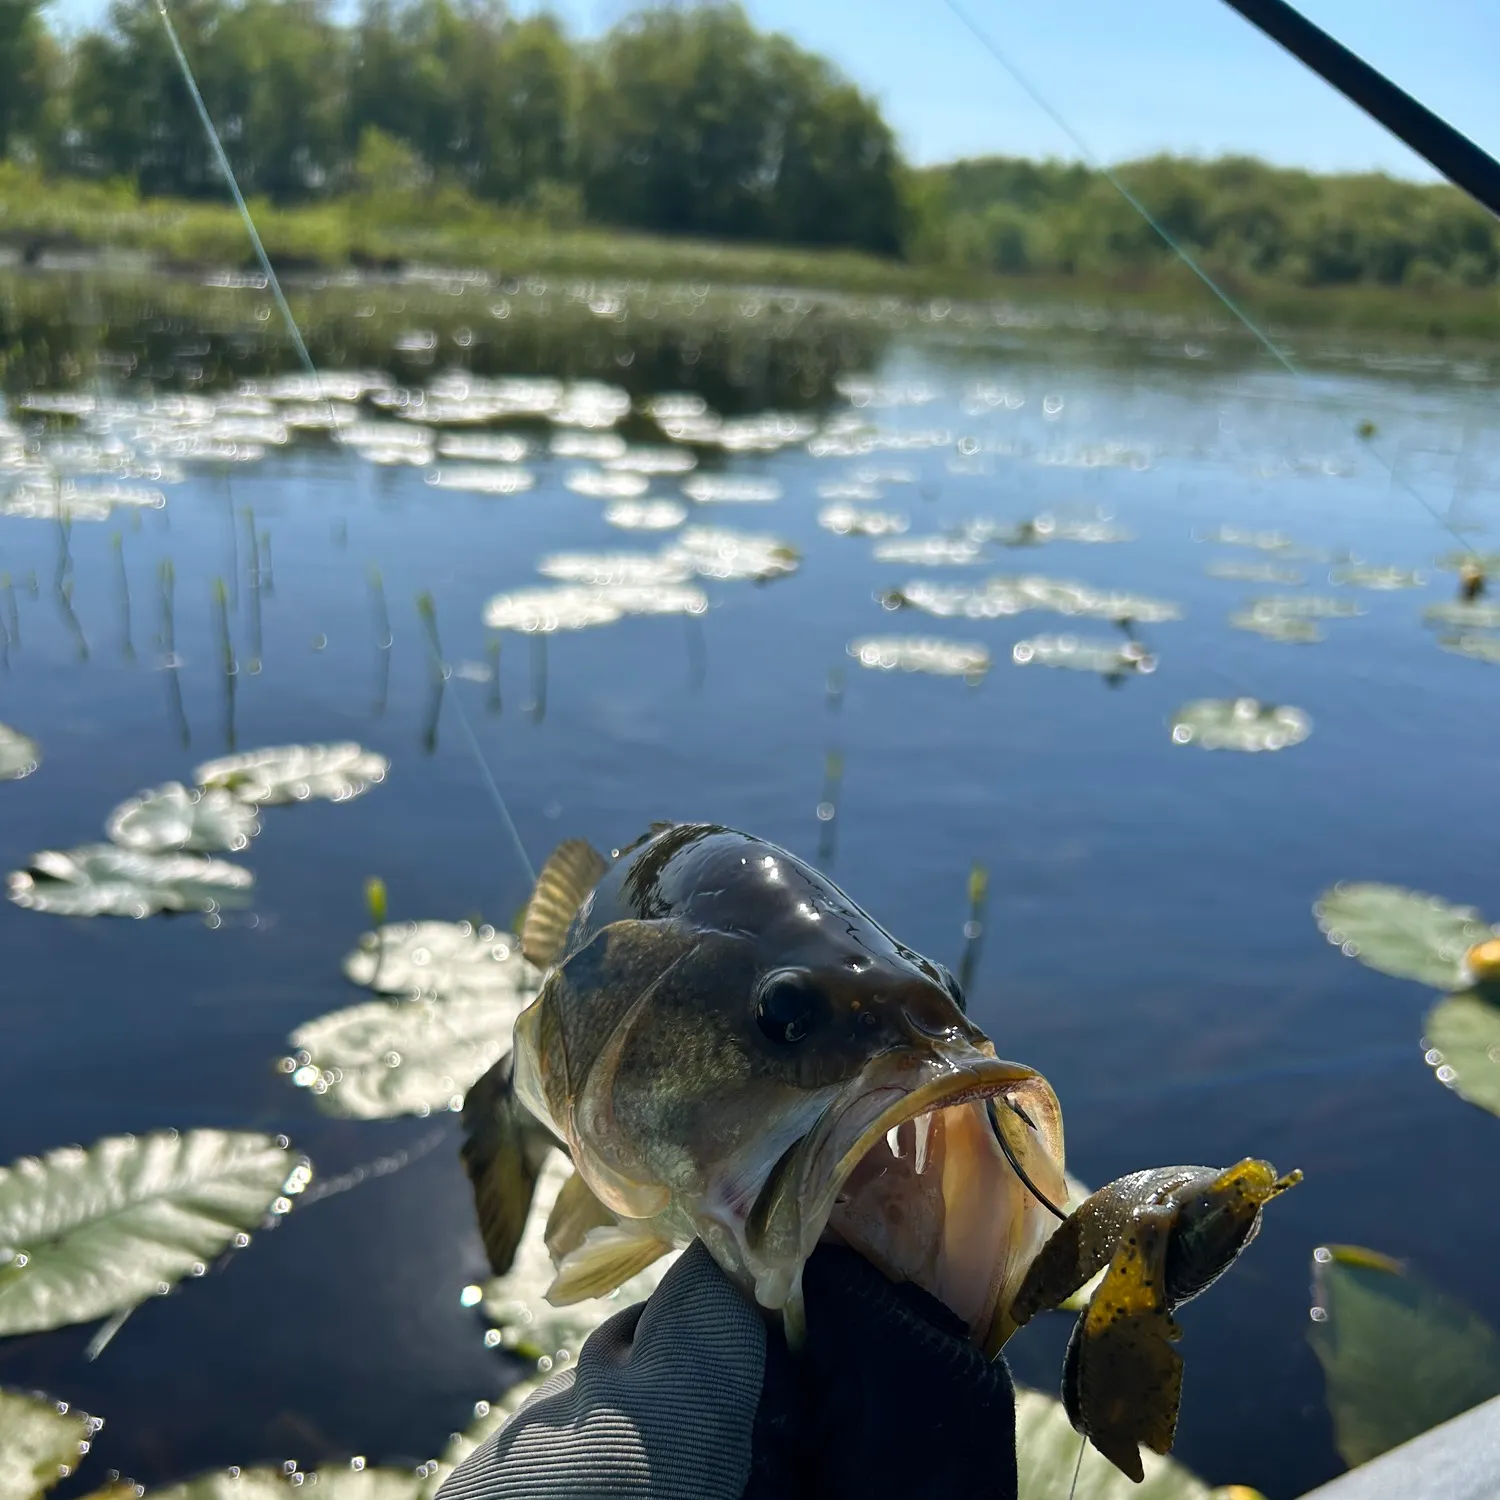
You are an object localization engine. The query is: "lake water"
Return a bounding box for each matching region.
[1,282,1498,1499]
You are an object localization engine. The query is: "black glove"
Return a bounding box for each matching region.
[436,1239,1018,1500]
[748,1242,1019,1500]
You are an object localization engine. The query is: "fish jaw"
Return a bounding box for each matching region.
[732,1045,1066,1344]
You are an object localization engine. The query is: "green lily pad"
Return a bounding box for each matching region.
[1435,550,1500,574]
[1247,595,1364,620]
[1313,883,1493,990]
[1204,560,1304,585]
[285,993,530,1120]
[343,921,540,1001]
[1170,699,1311,752]
[7,846,254,918]
[817,504,909,537]
[0,726,40,784]
[1228,610,1322,644]
[0,1389,96,1500]
[148,1464,423,1500]
[105,784,261,854]
[1438,632,1500,666]
[483,587,624,633]
[848,636,990,679]
[1198,527,1296,553]
[1013,1387,1211,1498]
[535,553,692,588]
[872,536,984,566]
[194,743,389,806]
[1307,1244,1500,1468]
[1329,565,1426,590]
[1422,601,1500,630]
[1424,991,1500,1117]
[1012,636,1155,676]
[0,1130,303,1336]
[665,527,800,582]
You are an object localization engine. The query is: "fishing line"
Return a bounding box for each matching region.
[939,0,1479,557]
[152,0,538,893]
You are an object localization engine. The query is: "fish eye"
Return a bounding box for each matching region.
[755,971,823,1045]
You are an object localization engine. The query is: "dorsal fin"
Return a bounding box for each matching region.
[522,838,608,969]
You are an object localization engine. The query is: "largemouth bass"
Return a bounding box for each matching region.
[462,821,1067,1351]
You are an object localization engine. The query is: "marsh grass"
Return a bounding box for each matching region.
[5,164,1500,342]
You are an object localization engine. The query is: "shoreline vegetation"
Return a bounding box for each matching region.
[1,0,1498,339]
[4,163,1499,344]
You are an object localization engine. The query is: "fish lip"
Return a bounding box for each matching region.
[793,1049,1046,1258]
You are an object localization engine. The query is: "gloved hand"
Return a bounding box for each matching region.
[436,1239,1019,1500]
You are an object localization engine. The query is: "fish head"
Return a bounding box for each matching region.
[527,825,1066,1344]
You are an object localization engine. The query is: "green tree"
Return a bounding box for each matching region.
[0,0,60,161]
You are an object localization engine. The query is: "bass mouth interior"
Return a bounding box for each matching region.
[819,1077,1065,1342]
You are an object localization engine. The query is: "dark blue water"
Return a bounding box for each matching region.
[2,331,1497,1498]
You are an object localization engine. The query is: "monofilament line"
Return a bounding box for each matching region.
[154,0,538,892]
[153,0,322,395]
[940,0,1478,556]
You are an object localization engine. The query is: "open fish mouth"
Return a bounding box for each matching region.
[751,1050,1065,1343]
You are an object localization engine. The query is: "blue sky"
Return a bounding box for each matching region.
[54,0,1500,174]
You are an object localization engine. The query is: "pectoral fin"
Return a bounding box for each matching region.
[460,1050,558,1275]
[544,1168,616,1265]
[522,839,609,969]
[545,1223,676,1305]
[1069,1202,1183,1483]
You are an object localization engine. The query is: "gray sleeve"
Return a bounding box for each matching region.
[436,1241,767,1500]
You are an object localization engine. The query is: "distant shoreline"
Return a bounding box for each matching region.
[3,170,1499,344]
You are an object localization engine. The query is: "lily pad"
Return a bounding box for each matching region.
[550,430,626,461]
[482,587,623,633]
[1307,1244,1500,1467]
[7,846,253,918]
[848,636,990,679]
[563,469,649,500]
[664,528,799,582]
[1329,565,1425,590]
[148,1465,422,1500]
[0,726,40,783]
[1421,601,1500,631]
[1169,699,1310,752]
[1312,883,1492,990]
[343,921,539,1001]
[426,467,536,496]
[1198,527,1296,553]
[891,577,1181,625]
[872,536,984,567]
[1205,560,1305,585]
[437,434,530,463]
[1434,550,1500,575]
[285,992,532,1120]
[0,1130,302,1336]
[1424,991,1500,1117]
[604,446,696,476]
[817,505,909,537]
[105,784,261,854]
[602,500,688,532]
[1012,636,1155,676]
[1248,595,1364,619]
[194,744,389,806]
[1013,1387,1211,1499]
[0,1389,95,1500]
[1437,632,1500,666]
[535,553,692,588]
[1228,609,1322,644]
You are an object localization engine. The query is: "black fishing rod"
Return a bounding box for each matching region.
[1218,0,1500,219]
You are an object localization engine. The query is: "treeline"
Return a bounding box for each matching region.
[912,155,1500,291]
[3,0,1499,289]
[0,0,904,254]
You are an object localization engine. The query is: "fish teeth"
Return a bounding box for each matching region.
[913,1112,932,1174]
[886,1125,904,1159]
